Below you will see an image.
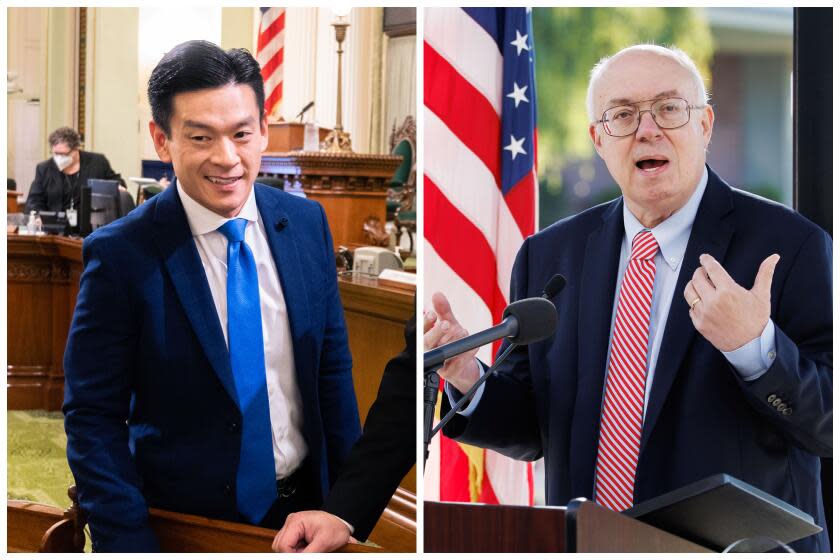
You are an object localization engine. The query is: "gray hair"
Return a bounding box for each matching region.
[586,44,709,122]
[48,126,82,150]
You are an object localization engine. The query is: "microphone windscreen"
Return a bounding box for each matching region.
[542,274,567,299]
[503,297,557,345]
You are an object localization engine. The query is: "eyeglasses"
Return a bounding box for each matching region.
[595,97,706,137]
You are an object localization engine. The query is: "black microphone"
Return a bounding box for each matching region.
[424,275,566,468]
[541,273,566,300]
[296,101,315,122]
[423,298,555,370]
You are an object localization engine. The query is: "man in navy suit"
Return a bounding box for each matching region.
[63,41,361,552]
[425,44,831,552]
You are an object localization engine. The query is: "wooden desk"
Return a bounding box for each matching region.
[260,152,402,249]
[8,234,84,410]
[339,273,416,492]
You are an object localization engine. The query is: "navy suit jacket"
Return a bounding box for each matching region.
[63,183,361,552]
[442,167,832,552]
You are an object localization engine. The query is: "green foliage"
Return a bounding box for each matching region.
[533,7,714,194]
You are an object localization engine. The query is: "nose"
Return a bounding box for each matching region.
[210,137,240,168]
[635,110,663,141]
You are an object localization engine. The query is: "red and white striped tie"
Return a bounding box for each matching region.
[595,229,658,511]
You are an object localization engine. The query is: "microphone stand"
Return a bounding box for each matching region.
[422,368,439,468]
[422,341,518,469]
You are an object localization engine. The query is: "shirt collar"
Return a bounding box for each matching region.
[176,183,260,237]
[622,166,708,271]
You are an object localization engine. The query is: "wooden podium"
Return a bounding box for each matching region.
[424,499,711,553]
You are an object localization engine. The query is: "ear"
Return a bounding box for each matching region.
[700,104,714,149]
[149,121,172,163]
[589,123,605,159]
[259,114,269,153]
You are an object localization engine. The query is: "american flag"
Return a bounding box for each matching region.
[424,7,538,505]
[257,7,285,119]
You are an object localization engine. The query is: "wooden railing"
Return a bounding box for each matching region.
[9,486,415,553]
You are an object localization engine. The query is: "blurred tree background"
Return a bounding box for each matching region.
[533,7,715,226]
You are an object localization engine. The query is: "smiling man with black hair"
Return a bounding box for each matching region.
[63,40,361,552]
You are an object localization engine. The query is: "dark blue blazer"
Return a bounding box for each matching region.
[63,184,362,552]
[442,167,832,552]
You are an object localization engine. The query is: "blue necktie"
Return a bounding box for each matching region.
[218,218,276,524]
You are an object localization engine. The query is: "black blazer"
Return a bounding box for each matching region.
[323,316,416,540]
[442,167,832,552]
[25,150,124,213]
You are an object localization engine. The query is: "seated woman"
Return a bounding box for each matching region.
[24,126,125,213]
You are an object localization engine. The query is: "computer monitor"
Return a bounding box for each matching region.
[37,211,69,235]
[80,179,121,236]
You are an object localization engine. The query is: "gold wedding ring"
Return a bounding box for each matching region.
[689,297,701,310]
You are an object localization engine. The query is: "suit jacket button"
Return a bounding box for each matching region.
[229,421,239,433]
[772,398,782,408]
[767,394,777,403]
[783,407,793,416]
[224,484,233,496]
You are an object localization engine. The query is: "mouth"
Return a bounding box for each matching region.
[634,156,670,176]
[205,175,243,187]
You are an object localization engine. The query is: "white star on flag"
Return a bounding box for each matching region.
[503,134,527,160]
[510,30,530,55]
[506,82,529,108]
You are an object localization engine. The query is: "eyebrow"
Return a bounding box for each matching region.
[607,90,681,106]
[183,119,254,131]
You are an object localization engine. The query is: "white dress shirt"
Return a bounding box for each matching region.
[178,185,307,479]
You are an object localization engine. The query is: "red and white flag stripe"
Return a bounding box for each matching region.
[257,7,285,118]
[424,7,537,507]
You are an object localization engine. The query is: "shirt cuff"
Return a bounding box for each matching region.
[444,359,486,417]
[722,319,777,381]
[334,514,354,535]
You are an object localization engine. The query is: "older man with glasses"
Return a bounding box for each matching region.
[24,126,126,214]
[425,44,831,552]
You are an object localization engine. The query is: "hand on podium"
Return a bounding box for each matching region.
[272,510,357,552]
[424,292,480,394]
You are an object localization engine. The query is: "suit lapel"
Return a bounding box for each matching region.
[639,168,735,454]
[151,185,238,403]
[254,186,314,398]
[571,198,624,494]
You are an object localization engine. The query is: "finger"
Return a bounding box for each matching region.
[431,292,458,324]
[272,522,288,552]
[698,254,734,289]
[423,319,452,350]
[301,530,340,553]
[275,521,305,553]
[751,254,780,299]
[691,267,715,299]
[683,280,700,307]
[423,309,437,334]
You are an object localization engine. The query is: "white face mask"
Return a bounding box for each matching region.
[53,154,73,171]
